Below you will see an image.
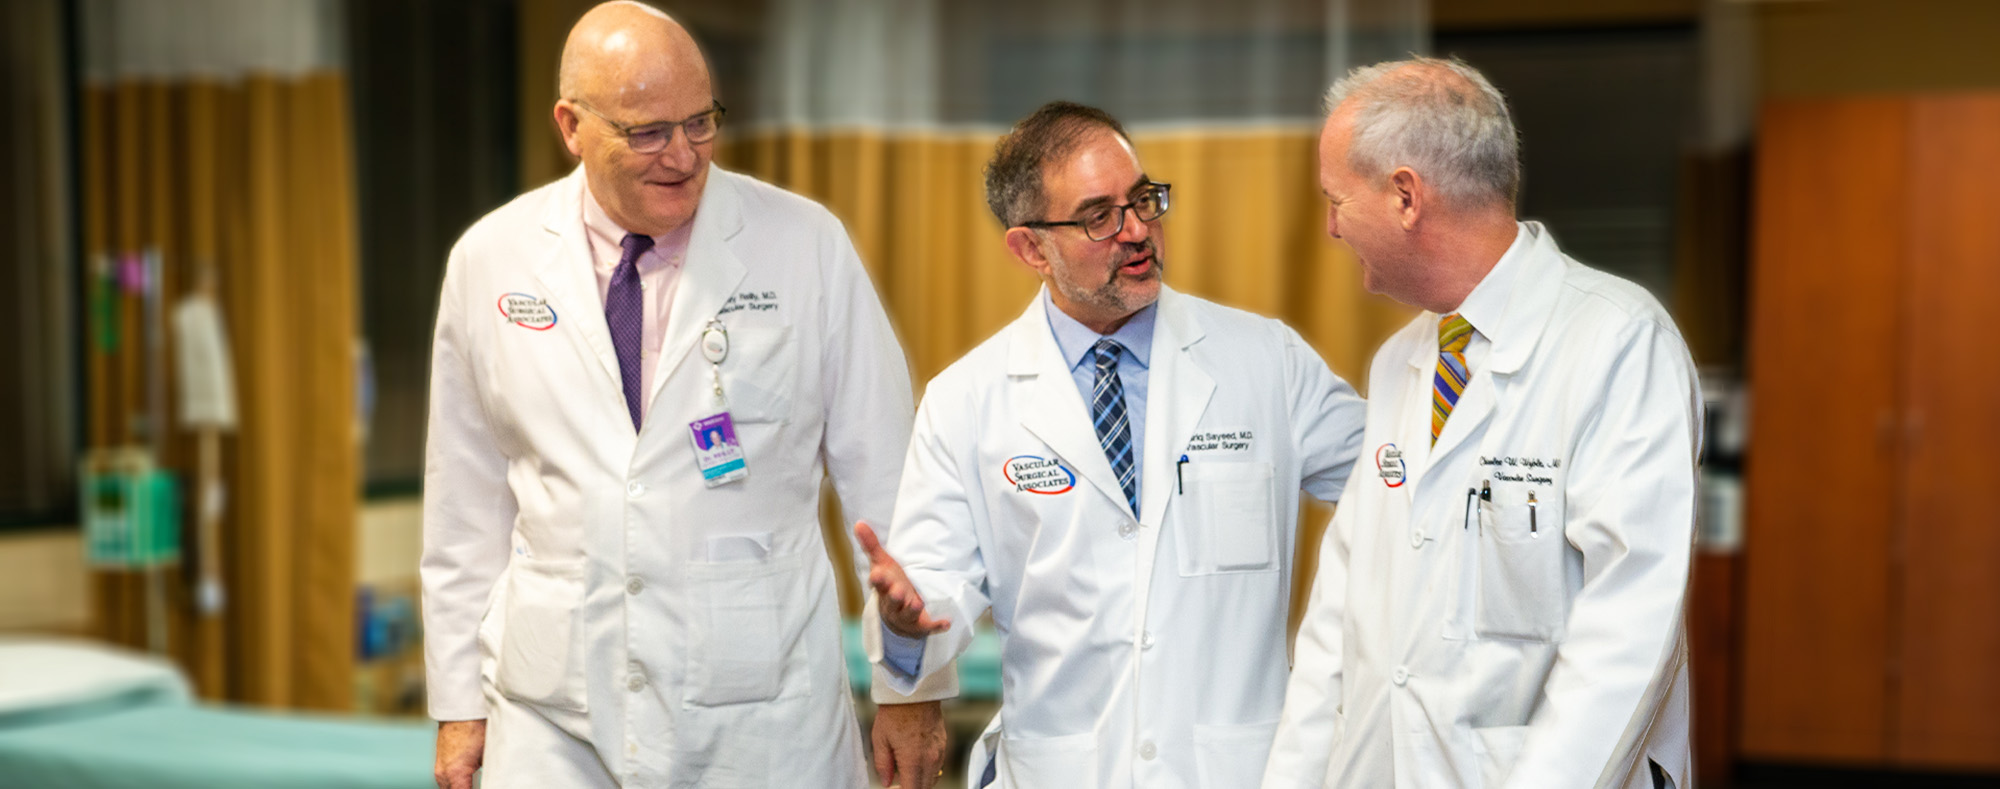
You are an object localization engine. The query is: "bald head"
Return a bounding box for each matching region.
[553,1,720,237]
[558,1,710,106]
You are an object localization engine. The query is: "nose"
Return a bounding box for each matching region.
[1325,203,1341,239]
[1115,205,1152,244]
[656,128,700,171]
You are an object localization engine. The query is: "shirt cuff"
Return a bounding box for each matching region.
[881,622,927,678]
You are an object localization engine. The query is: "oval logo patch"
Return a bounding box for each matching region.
[498,292,557,330]
[1003,455,1075,494]
[1376,443,1406,488]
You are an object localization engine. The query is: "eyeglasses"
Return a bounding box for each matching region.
[569,99,726,154]
[1018,182,1171,242]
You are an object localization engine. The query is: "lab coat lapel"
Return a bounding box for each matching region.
[532,167,625,396]
[1138,287,1213,530]
[1397,331,1437,494]
[1009,292,1133,517]
[1430,223,1568,463]
[646,165,748,420]
[1429,367,1497,466]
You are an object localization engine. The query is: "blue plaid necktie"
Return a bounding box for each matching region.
[606,232,653,430]
[1090,339,1139,515]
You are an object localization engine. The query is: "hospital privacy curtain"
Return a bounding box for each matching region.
[80,0,358,710]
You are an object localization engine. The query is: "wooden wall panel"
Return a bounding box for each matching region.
[1894,94,2000,769]
[1738,98,1906,763]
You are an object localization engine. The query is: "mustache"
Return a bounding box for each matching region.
[1104,241,1161,285]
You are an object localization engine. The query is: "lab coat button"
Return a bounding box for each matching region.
[1140,631,1155,649]
[1118,522,1137,539]
[1410,529,1425,548]
[626,576,644,595]
[627,481,645,498]
[627,673,646,692]
[1393,666,1409,686]
[1138,741,1157,760]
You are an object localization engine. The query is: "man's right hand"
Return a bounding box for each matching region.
[434,719,487,789]
[856,521,952,640]
[871,700,948,789]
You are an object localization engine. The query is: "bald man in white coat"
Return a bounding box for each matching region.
[421,4,914,787]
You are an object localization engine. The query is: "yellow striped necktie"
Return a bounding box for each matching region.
[1432,313,1473,446]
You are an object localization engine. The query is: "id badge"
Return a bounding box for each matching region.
[689,412,748,487]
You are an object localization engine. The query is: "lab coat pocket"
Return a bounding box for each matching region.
[718,326,795,423]
[1471,725,1531,789]
[998,732,1099,789]
[1474,495,1567,642]
[494,557,589,712]
[1175,461,1278,576]
[1192,720,1279,787]
[683,550,807,707]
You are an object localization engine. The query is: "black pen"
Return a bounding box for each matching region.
[1176,454,1189,494]
[1528,491,1538,534]
[1464,487,1477,530]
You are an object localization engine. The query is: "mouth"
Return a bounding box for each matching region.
[644,172,696,190]
[1117,252,1156,277]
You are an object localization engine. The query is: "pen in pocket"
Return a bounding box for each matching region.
[1529,491,1538,534]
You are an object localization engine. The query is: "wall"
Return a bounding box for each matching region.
[0,530,91,633]
[1759,0,2000,99]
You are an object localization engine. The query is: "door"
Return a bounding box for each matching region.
[1738,98,1907,763]
[1893,94,2000,769]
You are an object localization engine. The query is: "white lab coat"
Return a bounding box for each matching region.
[865,286,1367,788]
[420,164,913,788]
[1264,223,1701,789]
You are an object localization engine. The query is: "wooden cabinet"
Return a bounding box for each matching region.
[1740,95,2000,770]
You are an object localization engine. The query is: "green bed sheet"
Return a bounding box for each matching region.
[0,702,434,789]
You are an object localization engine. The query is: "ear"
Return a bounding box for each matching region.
[554,101,585,159]
[1004,227,1053,277]
[1389,167,1423,231]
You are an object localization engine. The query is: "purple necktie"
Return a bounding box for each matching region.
[607,232,653,430]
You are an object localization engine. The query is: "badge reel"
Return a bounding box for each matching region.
[687,321,748,487]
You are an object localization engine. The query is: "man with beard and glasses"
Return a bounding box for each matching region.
[852,101,1369,789]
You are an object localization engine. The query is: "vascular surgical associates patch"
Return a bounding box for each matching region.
[1376,443,1407,487]
[498,292,556,330]
[1003,455,1075,494]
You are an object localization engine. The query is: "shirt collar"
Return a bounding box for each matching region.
[581,180,694,268]
[1044,288,1155,373]
[1450,221,1533,343]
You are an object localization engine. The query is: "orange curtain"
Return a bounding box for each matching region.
[80,70,359,710]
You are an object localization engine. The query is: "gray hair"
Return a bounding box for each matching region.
[1323,57,1520,209]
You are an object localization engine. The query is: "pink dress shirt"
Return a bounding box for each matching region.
[581,184,694,423]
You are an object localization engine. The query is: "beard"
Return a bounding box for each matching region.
[1050,239,1164,318]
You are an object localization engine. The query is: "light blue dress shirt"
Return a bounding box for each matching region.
[883,289,1157,678]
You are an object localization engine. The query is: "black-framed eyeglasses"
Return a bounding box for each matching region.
[569,99,726,154]
[1018,182,1171,242]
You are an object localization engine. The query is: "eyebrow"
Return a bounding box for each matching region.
[1069,173,1153,216]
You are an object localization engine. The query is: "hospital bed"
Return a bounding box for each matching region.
[0,637,434,788]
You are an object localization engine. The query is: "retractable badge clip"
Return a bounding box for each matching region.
[701,320,729,402]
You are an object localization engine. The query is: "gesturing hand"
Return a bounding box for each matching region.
[855,521,952,640]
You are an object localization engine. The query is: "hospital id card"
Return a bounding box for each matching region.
[689,412,748,487]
